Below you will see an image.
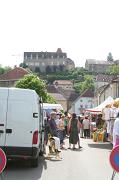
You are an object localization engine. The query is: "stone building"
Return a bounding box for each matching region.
[47,85,79,111]
[24,48,75,73]
[85,59,114,73]
[95,77,119,105]
[94,74,117,90]
[53,80,73,90]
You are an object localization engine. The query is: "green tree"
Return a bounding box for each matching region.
[107,52,113,61]
[0,65,12,75]
[15,74,48,102]
[107,64,119,74]
[46,93,56,103]
[74,75,94,93]
[74,82,82,93]
[83,75,94,90]
[0,66,5,75]
[19,62,28,68]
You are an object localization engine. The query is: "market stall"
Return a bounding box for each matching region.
[85,96,114,142]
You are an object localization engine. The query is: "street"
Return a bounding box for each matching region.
[2,138,119,180]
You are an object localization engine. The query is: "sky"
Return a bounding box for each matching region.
[0,0,119,68]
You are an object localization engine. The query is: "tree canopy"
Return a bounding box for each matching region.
[15,74,56,103]
[107,52,113,61]
[74,75,94,93]
[0,65,12,75]
[107,64,119,74]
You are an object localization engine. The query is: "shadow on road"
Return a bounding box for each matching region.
[4,156,47,180]
[88,143,113,150]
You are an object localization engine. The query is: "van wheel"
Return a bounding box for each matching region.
[31,156,39,168]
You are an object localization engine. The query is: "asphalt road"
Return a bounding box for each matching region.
[2,138,119,180]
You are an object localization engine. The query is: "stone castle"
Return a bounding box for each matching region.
[24,48,75,73]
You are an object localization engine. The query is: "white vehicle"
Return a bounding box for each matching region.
[0,87,45,167]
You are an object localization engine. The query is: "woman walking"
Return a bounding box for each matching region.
[68,113,82,149]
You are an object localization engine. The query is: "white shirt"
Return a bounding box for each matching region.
[113,117,119,147]
[83,119,90,129]
[110,107,119,119]
[102,108,110,120]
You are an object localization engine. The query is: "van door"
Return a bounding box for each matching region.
[5,98,34,155]
[0,88,9,147]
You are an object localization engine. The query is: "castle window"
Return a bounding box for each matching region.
[32,54,36,59]
[36,54,38,60]
[25,55,27,60]
[59,55,63,58]
[42,62,45,66]
[38,53,42,58]
[27,54,31,59]
[51,61,54,65]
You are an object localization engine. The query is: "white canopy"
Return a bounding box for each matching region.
[86,96,114,113]
[43,103,63,110]
[114,98,119,102]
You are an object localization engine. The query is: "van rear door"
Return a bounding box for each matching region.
[0,88,9,147]
[5,89,34,156]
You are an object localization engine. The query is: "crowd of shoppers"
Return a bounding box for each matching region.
[45,111,89,152]
[44,107,119,159]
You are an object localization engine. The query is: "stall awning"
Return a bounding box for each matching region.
[86,96,114,113]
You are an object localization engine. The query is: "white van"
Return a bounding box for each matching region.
[0,87,45,167]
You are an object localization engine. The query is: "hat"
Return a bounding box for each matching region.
[50,111,56,115]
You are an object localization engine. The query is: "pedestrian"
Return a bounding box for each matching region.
[55,113,65,149]
[49,111,61,152]
[82,116,90,138]
[113,112,119,148]
[68,113,82,149]
[78,116,84,138]
[64,113,69,137]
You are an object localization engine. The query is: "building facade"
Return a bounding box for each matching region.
[69,89,94,115]
[53,80,73,90]
[24,48,75,73]
[85,59,114,73]
[94,77,119,105]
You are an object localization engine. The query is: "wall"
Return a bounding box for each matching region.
[73,97,94,115]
